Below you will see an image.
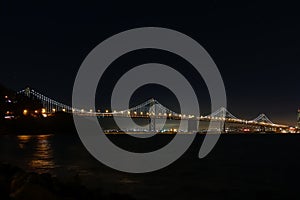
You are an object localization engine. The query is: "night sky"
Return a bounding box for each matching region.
[0,1,299,125]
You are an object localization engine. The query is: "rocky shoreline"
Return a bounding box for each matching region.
[0,163,136,200]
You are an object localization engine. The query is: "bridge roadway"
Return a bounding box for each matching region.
[17,87,290,133]
[74,112,289,133]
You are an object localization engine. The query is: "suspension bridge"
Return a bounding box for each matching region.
[17,87,289,133]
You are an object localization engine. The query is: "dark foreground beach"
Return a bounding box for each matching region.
[1,134,300,200]
[0,162,137,200]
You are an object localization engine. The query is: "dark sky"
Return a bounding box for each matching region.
[0,1,299,125]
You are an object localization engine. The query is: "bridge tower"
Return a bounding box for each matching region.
[260,125,266,132]
[188,119,198,132]
[24,87,31,97]
[149,98,156,132]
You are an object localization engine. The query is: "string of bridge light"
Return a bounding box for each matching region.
[17,88,285,127]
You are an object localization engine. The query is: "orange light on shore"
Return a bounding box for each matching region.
[42,108,46,114]
[23,110,28,115]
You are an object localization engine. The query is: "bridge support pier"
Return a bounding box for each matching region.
[149,118,156,132]
[188,119,198,132]
[260,126,266,132]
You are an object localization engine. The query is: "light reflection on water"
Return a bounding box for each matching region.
[17,134,58,173]
[17,135,32,149]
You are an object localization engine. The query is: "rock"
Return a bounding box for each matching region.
[39,173,54,189]
[10,182,57,200]
[0,163,136,200]
[106,193,136,200]
[0,163,23,198]
[10,171,28,193]
[26,172,40,184]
